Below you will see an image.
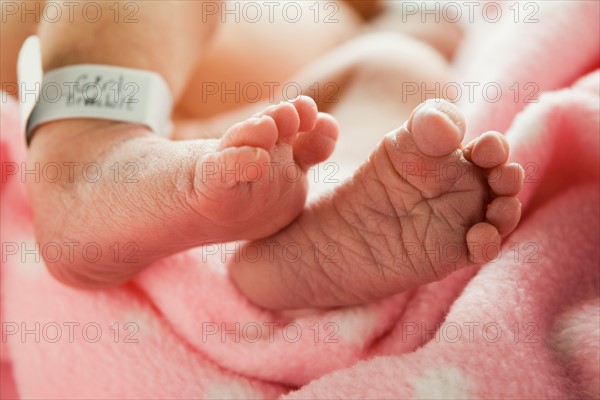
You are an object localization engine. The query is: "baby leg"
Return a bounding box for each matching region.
[23,3,340,288]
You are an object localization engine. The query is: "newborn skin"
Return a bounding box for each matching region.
[230,99,523,309]
[28,97,338,287]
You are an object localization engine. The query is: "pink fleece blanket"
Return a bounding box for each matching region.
[1,1,599,398]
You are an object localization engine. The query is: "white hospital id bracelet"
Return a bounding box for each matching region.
[18,37,173,144]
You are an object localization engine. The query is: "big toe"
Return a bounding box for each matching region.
[407,99,466,157]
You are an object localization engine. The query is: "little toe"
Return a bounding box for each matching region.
[465,131,509,169]
[467,222,501,264]
[218,116,278,151]
[198,146,271,188]
[293,113,339,170]
[259,101,301,143]
[407,99,466,157]
[488,162,525,196]
[486,196,521,236]
[290,96,319,132]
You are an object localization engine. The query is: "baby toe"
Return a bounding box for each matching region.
[293,113,339,170]
[465,131,509,169]
[486,196,522,236]
[488,162,525,196]
[218,116,278,151]
[260,101,301,143]
[466,222,501,264]
[291,96,319,132]
[407,99,466,157]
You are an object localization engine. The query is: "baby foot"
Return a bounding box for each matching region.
[230,99,523,309]
[28,96,338,287]
[196,96,338,241]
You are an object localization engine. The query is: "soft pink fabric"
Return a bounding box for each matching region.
[1,2,599,398]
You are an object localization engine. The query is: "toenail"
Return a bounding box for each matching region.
[412,101,464,134]
[412,107,462,155]
[433,107,458,128]
[436,102,465,134]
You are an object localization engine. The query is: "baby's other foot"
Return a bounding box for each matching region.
[230,99,523,308]
[196,96,339,241]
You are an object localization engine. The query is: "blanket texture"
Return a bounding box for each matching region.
[1,1,599,398]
